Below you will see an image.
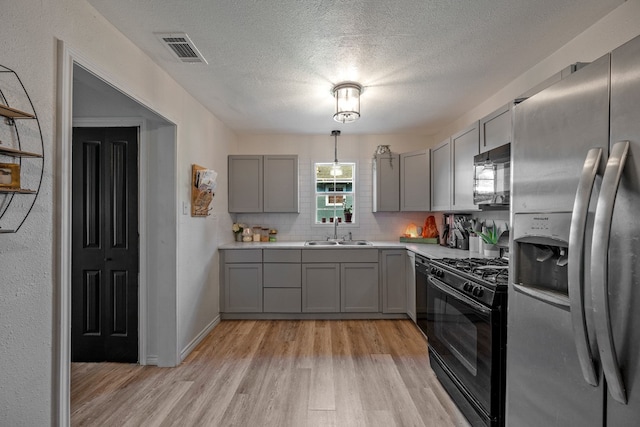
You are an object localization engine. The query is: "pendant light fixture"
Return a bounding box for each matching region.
[330,130,343,176]
[332,82,362,123]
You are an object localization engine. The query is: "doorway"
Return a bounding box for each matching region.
[57,45,180,425]
[71,126,139,363]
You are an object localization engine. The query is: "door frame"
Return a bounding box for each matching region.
[56,40,179,425]
[72,118,148,364]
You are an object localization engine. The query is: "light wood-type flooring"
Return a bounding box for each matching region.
[71,319,470,427]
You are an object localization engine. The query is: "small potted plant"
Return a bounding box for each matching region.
[478,221,500,257]
[343,200,353,223]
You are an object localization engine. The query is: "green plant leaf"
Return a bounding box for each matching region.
[477,221,499,245]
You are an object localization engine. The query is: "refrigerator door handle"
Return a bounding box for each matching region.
[568,148,603,386]
[591,140,630,405]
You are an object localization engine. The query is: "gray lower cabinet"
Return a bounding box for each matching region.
[222,249,263,312]
[341,263,379,312]
[263,249,302,313]
[381,250,407,313]
[302,249,379,314]
[224,263,263,313]
[302,263,340,313]
[263,288,301,313]
[222,248,405,316]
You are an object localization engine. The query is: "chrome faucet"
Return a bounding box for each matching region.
[333,216,339,240]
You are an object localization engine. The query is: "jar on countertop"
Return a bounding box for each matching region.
[252,226,261,242]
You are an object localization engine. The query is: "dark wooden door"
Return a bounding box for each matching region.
[71,127,139,363]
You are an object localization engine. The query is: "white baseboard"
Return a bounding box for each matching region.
[145,355,159,366]
[180,315,221,361]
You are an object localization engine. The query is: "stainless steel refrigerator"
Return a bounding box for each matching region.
[507,34,640,426]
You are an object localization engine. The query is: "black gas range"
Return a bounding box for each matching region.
[416,255,508,427]
[428,257,509,307]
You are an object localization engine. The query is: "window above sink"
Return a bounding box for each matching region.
[314,162,356,226]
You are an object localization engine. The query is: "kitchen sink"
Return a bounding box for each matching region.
[304,240,372,246]
[305,240,339,246]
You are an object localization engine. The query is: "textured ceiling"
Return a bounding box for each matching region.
[87,0,623,136]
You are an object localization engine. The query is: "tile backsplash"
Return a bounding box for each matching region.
[234,156,443,242]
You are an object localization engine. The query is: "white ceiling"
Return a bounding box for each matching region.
[87,0,622,136]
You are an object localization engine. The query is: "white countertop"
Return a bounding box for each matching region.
[219,240,488,260]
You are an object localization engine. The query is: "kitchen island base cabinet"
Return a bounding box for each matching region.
[341,263,379,312]
[302,263,340,313]
[224,263,263,313]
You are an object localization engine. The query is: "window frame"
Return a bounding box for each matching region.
[313,161,357,227]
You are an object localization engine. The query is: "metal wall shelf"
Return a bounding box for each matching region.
[0,64,44,233]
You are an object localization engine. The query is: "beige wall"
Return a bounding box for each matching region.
[431,0,640,145]
[0,1,235,425]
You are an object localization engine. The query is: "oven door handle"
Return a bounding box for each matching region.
[428,276,491,315]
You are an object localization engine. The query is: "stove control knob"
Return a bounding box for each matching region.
[430,267,437,274]
[463,282,472,292]
[473,287,484,297]
[436,270,444,278]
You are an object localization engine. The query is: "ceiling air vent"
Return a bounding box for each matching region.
[155,32,208,64]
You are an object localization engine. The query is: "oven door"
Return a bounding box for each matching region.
[426,274,496,416]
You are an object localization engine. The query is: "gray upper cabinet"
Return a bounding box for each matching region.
[451,122,480,211]
[374,149,431,212]
[430,138,451,211]
[373,153,400,212]
[400,149,430,211]
[228,154,298,213]
[228,155,263,213]
[263,155,299,212]
[480,104,512,152]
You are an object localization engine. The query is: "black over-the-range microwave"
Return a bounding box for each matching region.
[473,143,510,209]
